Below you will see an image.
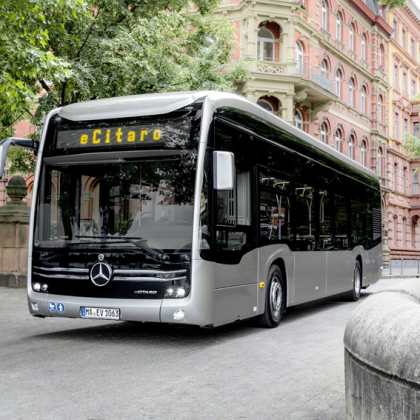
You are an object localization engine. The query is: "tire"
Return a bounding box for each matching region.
[257,265,286,328]
[345,260,362,301]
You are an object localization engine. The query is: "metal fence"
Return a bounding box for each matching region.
[384,259,420,276]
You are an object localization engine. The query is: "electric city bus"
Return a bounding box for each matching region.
[0,91,382,328]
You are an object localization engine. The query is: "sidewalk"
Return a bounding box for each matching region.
[382,264,420,279]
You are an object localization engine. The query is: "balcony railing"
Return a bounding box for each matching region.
[229,55,336,95]
[294,60,335,94]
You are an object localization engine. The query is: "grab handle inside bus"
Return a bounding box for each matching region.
[0,137,38,178]
[213,151,235,190]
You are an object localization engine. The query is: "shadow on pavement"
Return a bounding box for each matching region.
[26,290,373,347]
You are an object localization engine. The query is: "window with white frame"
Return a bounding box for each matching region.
[361,141,366,166]
[321,60,327,77]
[392,217,395,245]
[322,1,327,30]
[413,169,419,195]
[336,13,341,42]
[402,218,405,246]
[349,79,354,108]
[257,99,274,112]
[394,163,397,190]
[361,87,366,114]
[257,28,275,61]
[295,110,303,130]
[362,35,366,60]
[403,73,407,95]
[379,45,383,67]
[320,122,327,143]
[349,135,354,159]
[377,147,383,175]
[335,129,341,152]
[412,80,416,98]
[395,113,399,139]
[393,21,397,40]
[411,39,415,56]
[378,96,382,123]
[336,70,341,99]
[295,41,304,74]
[402,30,406,48]
[403,167,406,194]
[394,65,398,88]
[350,24,354,51]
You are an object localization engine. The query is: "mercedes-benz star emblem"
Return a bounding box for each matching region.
[90,261,113,287]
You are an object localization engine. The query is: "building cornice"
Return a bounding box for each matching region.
[320,38,391,90]
[346,0,393,37]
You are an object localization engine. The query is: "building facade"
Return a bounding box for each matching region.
[385,0,420,261]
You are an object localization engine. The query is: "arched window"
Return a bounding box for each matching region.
[320,122,327,143]
[257,99,274,112]
[336,70,341,99]
[295,41,304,74]
[377,147,383,176]
[349,135,355,159]
[361,86,366,114]
[361,140,367,166]
[257,28,275,61]
[350,24,354,51]
[349,78,354,108]
[379,44,383,67]
[335,129,342,152]
[362,35,366,60]
[336,13,341,42]
[295,110,303,130]
[378,95,382,122]
[321,60,327,77]
[322,1,327,30]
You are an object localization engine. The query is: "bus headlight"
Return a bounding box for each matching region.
[33,283,41,292]
[41,283,48,292]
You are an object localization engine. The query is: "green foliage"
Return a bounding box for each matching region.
[7,147,37,175]
[378,0,407,9]
[402,93,420,165]
[0,0,89,112]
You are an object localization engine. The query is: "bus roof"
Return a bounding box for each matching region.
[58,91,379,183]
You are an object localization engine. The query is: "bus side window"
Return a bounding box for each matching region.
[295,183,315,251]
[333,195,349,249]
[351,201,365,248]
[319,190,332,250]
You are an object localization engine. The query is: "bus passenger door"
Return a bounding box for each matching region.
[293,183,327,304]
[212,167,258,325]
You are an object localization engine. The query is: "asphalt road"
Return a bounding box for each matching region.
[0,278,405,420]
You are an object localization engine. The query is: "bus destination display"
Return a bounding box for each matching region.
[55,120,190,150]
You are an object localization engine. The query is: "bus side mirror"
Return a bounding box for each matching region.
[0,137,37,178]
[213,151,235,190]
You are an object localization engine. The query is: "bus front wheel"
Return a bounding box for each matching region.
[257,265,285,328]
[345,260,362,301]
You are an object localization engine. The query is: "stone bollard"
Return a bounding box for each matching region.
[344,279,420,419]
[0,175,30,287]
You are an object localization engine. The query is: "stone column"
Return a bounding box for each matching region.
[0,176,30,287]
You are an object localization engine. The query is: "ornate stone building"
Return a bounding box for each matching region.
[217,0,396,261]
[383,0,420,261]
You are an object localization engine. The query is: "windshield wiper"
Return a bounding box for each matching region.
[75,236,169,262]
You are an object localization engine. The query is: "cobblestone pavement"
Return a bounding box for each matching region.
[0,278,406,420]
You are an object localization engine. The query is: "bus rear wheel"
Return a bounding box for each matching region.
[345,260,362,301]
[257,265,285,328]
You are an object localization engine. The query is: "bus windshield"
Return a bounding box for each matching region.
[34,154,197,252]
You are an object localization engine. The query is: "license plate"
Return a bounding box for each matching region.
[81,307,120,320]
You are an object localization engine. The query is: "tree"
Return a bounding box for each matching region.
[402,93,420,164]
[2,1,251,174]
[378,0,407,9]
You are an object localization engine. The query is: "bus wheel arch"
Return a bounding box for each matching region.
[345,258,362,301]
[257,261,286,328]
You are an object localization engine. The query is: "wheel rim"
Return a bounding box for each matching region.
[270,276,282,321]
[354,266,361,298]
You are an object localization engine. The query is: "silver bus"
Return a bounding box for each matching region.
[0,91,382,328]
